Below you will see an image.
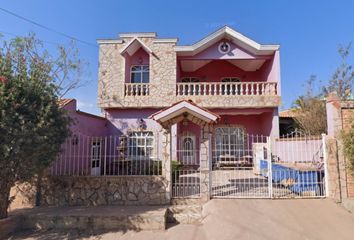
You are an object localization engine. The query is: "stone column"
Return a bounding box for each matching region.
[161,127,172,203]
[199,124,212,202]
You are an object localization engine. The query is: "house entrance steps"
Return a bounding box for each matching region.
[20,205,168,232]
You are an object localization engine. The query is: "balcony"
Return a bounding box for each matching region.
[118,82,280,108]
[125,83,150,96]
[176,82,277,96]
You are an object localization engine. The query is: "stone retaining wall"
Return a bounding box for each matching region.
[40,176,169,206]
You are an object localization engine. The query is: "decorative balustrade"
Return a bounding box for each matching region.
[176,82,278,96]
[124,83,150,96]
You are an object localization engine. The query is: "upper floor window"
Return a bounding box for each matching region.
[221,77,241,83]
[131,65,149,84]
[181,77,200,83]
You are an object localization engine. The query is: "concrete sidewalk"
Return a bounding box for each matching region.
[10,199,354,240]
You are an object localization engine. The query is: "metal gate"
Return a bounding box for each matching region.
[172,132,201,198]
[211,130,327,199]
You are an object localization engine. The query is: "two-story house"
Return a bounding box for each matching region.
[48,26,326,205]
[97,26,280,171]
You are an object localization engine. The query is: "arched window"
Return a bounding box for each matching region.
[181,77,200,83]
[183,137,194,157]
[221,77,241,95]
[214,127,245,162]
[180,134,196,165]
[180,77,200,95]
[221,77,241,83]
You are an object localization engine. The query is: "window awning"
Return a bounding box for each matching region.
[150,100,220,128]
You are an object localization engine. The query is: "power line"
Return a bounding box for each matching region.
[0,6,117,86]
[0,6,97,48]
[0,29,64,46]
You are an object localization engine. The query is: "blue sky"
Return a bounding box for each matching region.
[1,0,353,115]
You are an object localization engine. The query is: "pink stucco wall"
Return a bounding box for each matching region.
[177,39,280,84]
[123,48,150,83]
[51,105,279,175]
[106,107,278,137]
[62,100,108,136]
[179,39,266,60]
[178,60,272,83]
[51,100,108,176]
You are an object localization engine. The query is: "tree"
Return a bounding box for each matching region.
[292,75,327,135]
[342,124,354,175]
[0,35,82,219]
[323,43,354,100]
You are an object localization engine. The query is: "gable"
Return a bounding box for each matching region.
[175,26,279,56]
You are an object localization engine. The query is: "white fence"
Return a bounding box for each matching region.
[49,132,327,199]
[211,132,326,199]
[272,136,323,164]
[49,134,162,176]
[172,170,201,198]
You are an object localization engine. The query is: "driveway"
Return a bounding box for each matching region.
[10,199,354,240]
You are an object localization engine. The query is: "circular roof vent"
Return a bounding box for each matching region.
[218,41,231,54]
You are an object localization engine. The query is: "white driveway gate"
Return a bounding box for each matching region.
[211,131,327,199]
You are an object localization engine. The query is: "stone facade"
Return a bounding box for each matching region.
[325,138,344,202]
[40,176,169,206]
[98,37,178,109]
[97,36,280,109]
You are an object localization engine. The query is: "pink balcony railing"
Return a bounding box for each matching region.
[176,82,278,96]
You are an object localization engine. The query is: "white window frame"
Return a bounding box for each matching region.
[220,77,241,95]
[127,131,154,160]
[221,77,241,82]
[181,77,200,83]
[130,65,149,84]
[214,127,246,160]
[180,134,196,164]
[91,138,102,176]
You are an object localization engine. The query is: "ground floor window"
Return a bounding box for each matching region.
[214,127,245,160]
[127,131,154,160]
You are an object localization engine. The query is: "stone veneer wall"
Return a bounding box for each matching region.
[40,176,170,206]
[98,37,177,109]
[326,93,354,199]
[97,37,280,109]
[341,107,354,197]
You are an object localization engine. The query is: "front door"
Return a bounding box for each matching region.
[91,139,101,176]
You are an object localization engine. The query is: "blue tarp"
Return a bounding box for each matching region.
[260,160,323,195]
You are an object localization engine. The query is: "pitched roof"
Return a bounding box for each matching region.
[174,26,279,56]
[150,100,220,124]
[58,98,75,108]
[279,109,299,118]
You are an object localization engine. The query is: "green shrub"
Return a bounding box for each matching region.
[342,123,354,176]
[172,161,181,181]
